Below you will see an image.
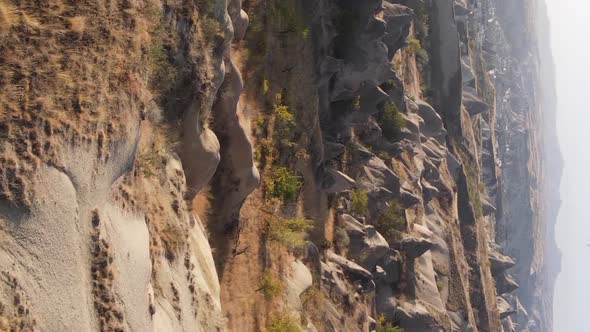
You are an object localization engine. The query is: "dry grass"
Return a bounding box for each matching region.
[0,1,17,31]
[0,0,157,206]
[0,0,213,207]
[90,210,126,331]
[67,16,86,33]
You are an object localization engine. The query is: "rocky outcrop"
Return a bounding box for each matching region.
[210,0,260,231]
[0,0,559,331]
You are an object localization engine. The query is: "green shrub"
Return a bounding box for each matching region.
[273,93,295,133]
[375,200,405,241]
[272,94,297,151]
[259,272,283,300]
[267,166,302,202]
[436,280,445,292]
[274,104,295,128]
[350,188,368,216]
[379,103,405,141]
[406,37,421,54]
[265,312,301,332]
[376,314,404,332]
[267,216,312,249]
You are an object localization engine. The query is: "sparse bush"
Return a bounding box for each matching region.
[295,149,310,161]
[334,226,350,252]
[0,2,18,29]
[436,280,445,292]
[265,311,301,332]
[259,272,283,300]
[301,287,325,323]
[272,94,298,151]
[267,216,312,250]
[406,37,421,54]
[376,314,404,332]
[274,104,295,128]
[255,137,274,163]
[353,96,361,111]
[378,151,392,160]
[161,223,185,261]
[267,166,302,202]
[464,159,483,217]
[201,16,222,41]
[392,59,403,74]
[147,7,177,97]
[256,113,267,129]
[479,181,487,194]
[350,188,368,216]
[273,93,296,136]
[272,0,307,37]
[136,147,165,178]
[263,79,270,94]
[375,200,405,241]
[379,103,405,141]
[148,42,177,95]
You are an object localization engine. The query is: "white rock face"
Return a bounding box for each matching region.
[283,260,313,311]
[0,124,222,331]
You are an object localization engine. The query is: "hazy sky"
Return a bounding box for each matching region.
[546,0,590,331]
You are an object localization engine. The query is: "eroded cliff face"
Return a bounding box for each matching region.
[0,0,558,331]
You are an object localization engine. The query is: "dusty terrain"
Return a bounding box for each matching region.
[0,0,559,331]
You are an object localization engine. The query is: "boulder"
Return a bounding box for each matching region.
[454,1,471,17]
[480,194,497,216]
[326,252,375,294]
[382,2,414,59]
[488,250,516,273]
[357,226,390,270]
[321,168,356,193]
[283,260,313,310]
[321,261,349,298]
[416,100,447,143]
[497,296,516,319]
[303,241,321,265]
[400,237,434,259]
[340,214,365,237]
[463,88,489,116]
[496,273,519,295]
[461,57,475,85]
[396,301,444,332]
[360,156,401,192]
[422,179,440,203]
[449,311,475,332]
[502,316,516,332]
[323,141,346,161]
[399,188,420,207]
[379,250,402,284]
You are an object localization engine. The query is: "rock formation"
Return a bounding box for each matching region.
[0,0,560,331]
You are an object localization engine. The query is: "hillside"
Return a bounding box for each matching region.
[0,0,559,331]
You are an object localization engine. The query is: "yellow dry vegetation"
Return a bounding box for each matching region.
[0,0,161,206]
[0,0,220,207]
